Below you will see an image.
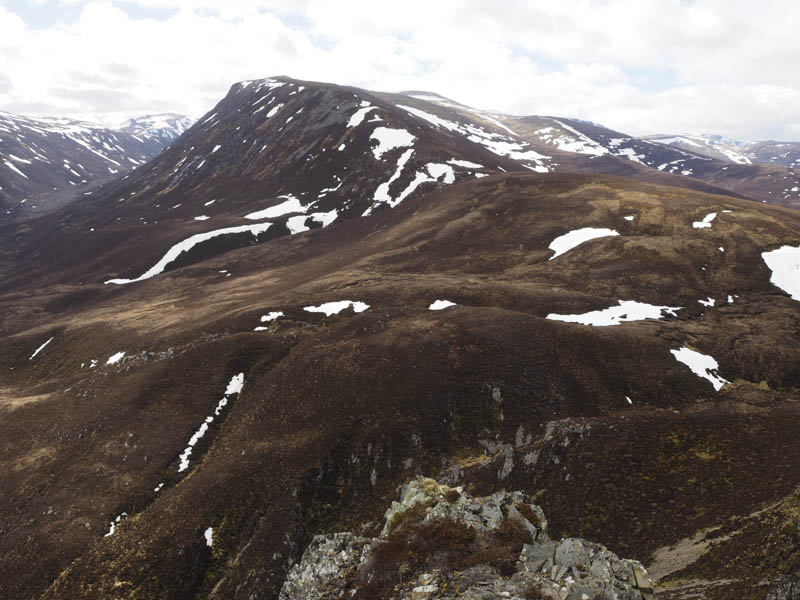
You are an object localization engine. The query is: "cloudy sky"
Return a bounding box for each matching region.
[2,0,799,140]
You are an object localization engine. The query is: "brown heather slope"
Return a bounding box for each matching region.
[1,173,800,599]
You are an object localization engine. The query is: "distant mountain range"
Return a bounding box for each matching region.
[0,111,193,213]
[644,133,800,168]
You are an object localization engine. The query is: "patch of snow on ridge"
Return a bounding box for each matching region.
[429,300,456,310]
[178,373,244,472]
[398,103,549,171]
[762,246,800,300]
[106,351,125,365]
[426,163,455,184]
[347,101,378,127]
[261,311,284,323]
[548,228,620,260]
[670,347,729,391]
[3,160,29,178]
[373,148,414,205]
[204,527,213,547]
[693,212,717,229]
[397,105,460,132]
[304,301,369,316]
[266,103,284,118]
[448,158,483,168]
[698,297,715,307]
[104,512,128,537]
[310,210,338,227]
[370,127,415,159]
[30,336,54,360]
[546,300,681,326]
[105,223,272,285]
[245,195,306,220]
[286,215,310,234]
[537,119,609,156]
[364,161,456,216]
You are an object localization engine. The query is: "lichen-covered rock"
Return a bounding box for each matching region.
[280,477,655,599]
[767,571,800,600]
[278,532,371,600]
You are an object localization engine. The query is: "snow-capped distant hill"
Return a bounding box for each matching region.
[744,140,800,168]
[643,133,753,164]
[644,133,800,169]
[0,111,190,213]
[488,115,800,207]
[119,113,195,144]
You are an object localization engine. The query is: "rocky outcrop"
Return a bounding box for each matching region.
[767,570,800,600]
[280,477,655,599]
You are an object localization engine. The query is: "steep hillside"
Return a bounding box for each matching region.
[2,168,800,599]
[0,111,189,213]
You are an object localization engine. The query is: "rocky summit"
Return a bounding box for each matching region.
[281,477,654,600]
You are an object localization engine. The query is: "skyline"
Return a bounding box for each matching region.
[2,0,799,140]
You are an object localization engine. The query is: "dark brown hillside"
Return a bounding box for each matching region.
[1,173,800,598]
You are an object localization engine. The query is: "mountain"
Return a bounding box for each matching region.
[119,113,195,144]
[473,114,800,209]
[0,111,191,214]
[0,76,750,293]
[2,76,800,600]
[644,133,800,171]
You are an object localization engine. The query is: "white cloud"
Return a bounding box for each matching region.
[1,0,799,140]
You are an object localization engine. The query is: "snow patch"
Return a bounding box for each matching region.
[106,351,125,365]
[260,311,284,323]
[347,103,378,127]
[105,223,272,285]
[245,195,306,220]
[546,300,681,326]
[692,212,717,229]
[762,246,800,300]
[304,301,369,316]
[370,127,415,159]
[30,336,54,360]
[548,228,620,260]
[178,373,244,472]
[447,158,483,168]
[670,347,729,391]
[429,300,456,310]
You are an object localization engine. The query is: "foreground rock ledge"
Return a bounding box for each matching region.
[280,477,655,599]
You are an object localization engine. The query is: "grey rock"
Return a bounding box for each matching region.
[279,477,655,599]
